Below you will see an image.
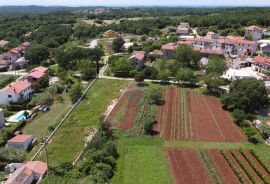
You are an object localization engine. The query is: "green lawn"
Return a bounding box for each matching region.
[24,94,71,159]
[112,137,173,184]
[46,79,129,165]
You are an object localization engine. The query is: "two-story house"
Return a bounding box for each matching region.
[161,43,178,59]
[0,80,33,105]
[245,25,263,41]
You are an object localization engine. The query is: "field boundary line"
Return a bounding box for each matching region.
[31,78,98,161]
[72,80,133,165]
[203,96,225,141]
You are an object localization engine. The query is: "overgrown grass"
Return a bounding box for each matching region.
[25,94,71,159]
[112,137,173,184]
[43,79,129,165]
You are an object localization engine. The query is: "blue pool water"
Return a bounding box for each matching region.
[15,111,26,121]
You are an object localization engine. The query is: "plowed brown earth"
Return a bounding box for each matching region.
[207,149,241,184]
[107,87,144,131]
[232,150,264,184]
[166,148,212,184]
[206,96,246,141]
[224,150,253,184]
[156,86,246,142]
[244,150,270,181]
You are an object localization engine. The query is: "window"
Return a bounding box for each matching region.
[8,95,12,98]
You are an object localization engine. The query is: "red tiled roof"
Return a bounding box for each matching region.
[25,66,48,80]
[0,40,9,47]
[177,41,193,46]
[131,51,146,61]
[200,49,223,55]
[254,56,270,63]
[246,25,263,32]
[1,80,32,94]
[187,37,214,43]
[8,135,33,143]
[161,43,177,51]
[24,161,47,175]
[20,42,31,47]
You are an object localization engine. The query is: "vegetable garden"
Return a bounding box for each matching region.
[156,86,246,142]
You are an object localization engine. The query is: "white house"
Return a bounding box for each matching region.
[0,52,20,64]
[0,80,33,105]
[222,68,262,81]
[245,25,263,41]
[0,108,5,127]
[206,32,219,39]
[176,23,190,36]
[129,51,146,69]
[7,135,35,151]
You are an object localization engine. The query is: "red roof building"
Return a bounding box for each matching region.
[5,161,47,184]
[24,66,48,83]
[0,80,33,105]
[7,135,35,151]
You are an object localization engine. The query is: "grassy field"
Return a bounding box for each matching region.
[113,137,173,184]
[24,94,71,159]
[45,79,129,165]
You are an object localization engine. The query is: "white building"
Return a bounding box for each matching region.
[176,23,190,36]
[0,108,5,127]
[206,32,219,39]
[222,68,263,81]
[245,25,263,41]
[0,80,33,105]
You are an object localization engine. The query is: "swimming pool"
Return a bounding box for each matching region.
[8,110,31,123]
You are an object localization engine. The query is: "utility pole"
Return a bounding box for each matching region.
[41,138,49,175]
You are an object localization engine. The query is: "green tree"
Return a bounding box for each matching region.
[111,58,133,77]
[69,81,82,104]
[221,78,269,113]
[232,109,247,123]
[147,88,162,105]
[175,44,200,68]
[77,60,96,80]
[174,68,195,84]
[112,37,125,53]
[246,33,253,41]
[25,44,49,65]
[204,73,227,94]
[206,55,227,75]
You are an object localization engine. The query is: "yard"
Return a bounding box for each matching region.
[44,79,129,165]
[112,138,173,184]
[24,94,71,158]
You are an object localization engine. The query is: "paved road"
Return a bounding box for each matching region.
[89,39,98,48]
[0,69,27,77]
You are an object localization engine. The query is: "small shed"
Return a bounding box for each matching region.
[7,135,35,151]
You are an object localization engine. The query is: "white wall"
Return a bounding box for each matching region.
[0,109,5,127]
[0,87,33,105]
